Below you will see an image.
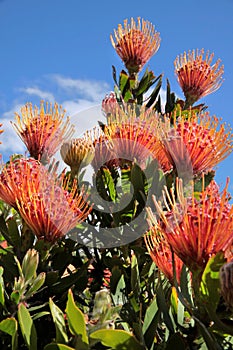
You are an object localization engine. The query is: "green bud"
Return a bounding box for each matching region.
[22,249,39,282]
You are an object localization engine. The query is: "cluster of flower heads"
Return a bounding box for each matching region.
[0,101,91,243]
[0,16,232,298]
[146,178,233,280]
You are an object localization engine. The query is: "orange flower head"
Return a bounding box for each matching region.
[84,127,118,171]
[60,137,95,174]
[145,228,183,284]
[148,178,233,273]
[0,157,44,209]
[12,101,74,163]
[111,17,161,75]
[15,167,91,242]
[163,112,233,176]
[103,106,168,169]
[174,49,224,106]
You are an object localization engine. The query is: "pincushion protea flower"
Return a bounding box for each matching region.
[0,157,91,242]
[111,17,161,75]
[0,157,43,209]
[163,111,233,176]
[147,178,233,273]
[12,101,74,163]
[60,137,95,175]
[16,173,91,242]
[174,49,224,107]
[84,127,118,171]
[145,229,183,284]
[103,106,170,169]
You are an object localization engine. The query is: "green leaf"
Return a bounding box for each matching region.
[165,78,176,113]
[145,74,163,108]
[49,298,68,344]
[200,252,225,311]
[7,216,21,247]
[112,65,118,87]
[44,344,75,350]
[130,254,140,300]
[119,70,129,94]
[0,317,18,350]
[157,281,175,334]
[142,296,160,350]
[65,289,88,346]
[111,273,126,306]
[136,69,156,97]
[18,303,37,349]
[179,265,193,307]
[25,272,46,297]
[0,214,14,246]
[0,266,5,306]
[90,329,145,350]
[31,311,50,321]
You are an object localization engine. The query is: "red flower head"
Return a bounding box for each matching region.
[148,178,233,273]
[0,157,91,242]
[0,157,44,209]
[145,228,183,284]
[111,17,161,75]
[12,101,74,163]
[163,112,233,176]
[16,167,91,243]
[174,49,224,107]
[103,106,169,170]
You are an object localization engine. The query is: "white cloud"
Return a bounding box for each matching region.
[52,75,110,102]
[19,87,55,102]
[0,116,26,157]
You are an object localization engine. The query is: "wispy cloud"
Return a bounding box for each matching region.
[1,116,26,157]
[19,87,55,102]
[52,75,110,102]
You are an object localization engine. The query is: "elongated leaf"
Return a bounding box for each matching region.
[156,281,175,334]
[90,329,145,350]
[130,254,140,301]
[0,214,14,246]
[25,272,46,297]
[0,317,18,350]
[65,289,88,345]
[18,303,37,349]
[180,265,193,307]
[200,252,225,311]
[7,216,21,247]
[49,298,68,344]
[142,296,160,350]
[112,65,118,86]
[44,344,75,350]
[145,75,162,108]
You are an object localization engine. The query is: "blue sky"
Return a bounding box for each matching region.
[0,0,233,190]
